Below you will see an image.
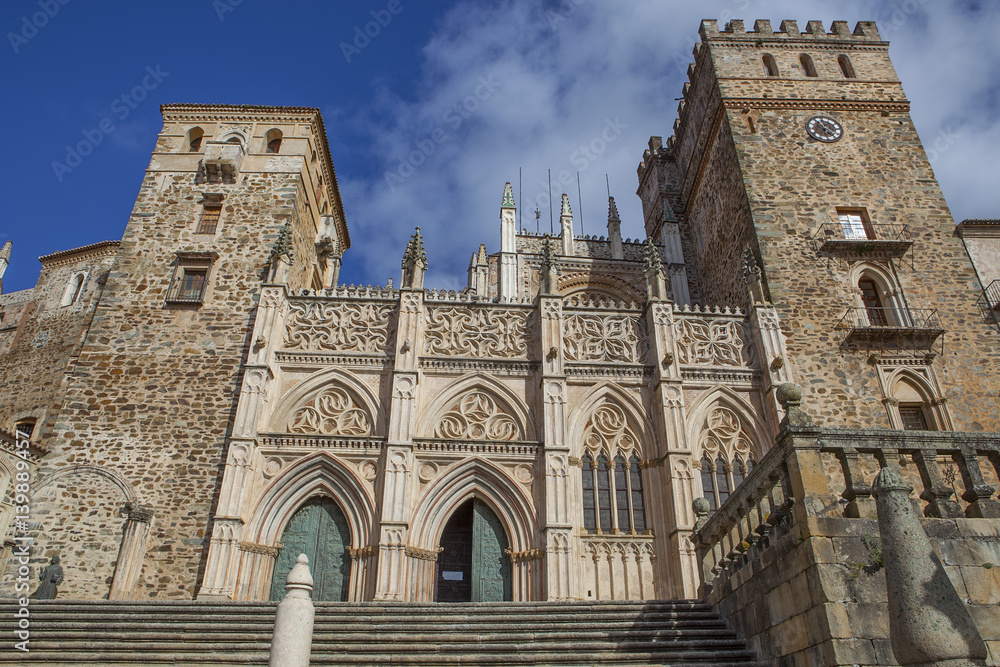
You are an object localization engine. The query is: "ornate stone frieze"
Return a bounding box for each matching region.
[287,387,372,435]
[237,541,281,557]
[405,545,442,561]
[673,317,752,366]
[563,313,644,363]
[414,440,539,456]
[283,300,395,354]
[433,392,520,441]
[423,306,528,359]
[505,548,545,563]
[348,545,376,559]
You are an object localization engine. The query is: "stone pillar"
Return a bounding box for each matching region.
[198,518,242,599]
[499,182,518,301]
[559,194,574,256]
[539,289,573,600]
[108,503,154,600]
[749,304,791,439]
[268,554,315,667]
[872,465,988,667]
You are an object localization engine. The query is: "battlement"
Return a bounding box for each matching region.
[699,19,883,43]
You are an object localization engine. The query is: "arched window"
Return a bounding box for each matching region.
[265,128,283,154]
[60,273,86,307]
[226,136,241,144]
[701,456,717,511]
[696,405,757,511]
[838,54,856,78]
[762,53,779,77]
[892,376,936,431]
[579,402,648,534]
[858,277,888,326]
[186,127,204,152]
[800,54,817,77]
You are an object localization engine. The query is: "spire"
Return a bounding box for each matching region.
[607,197,620,223]
[540,236,559,294]
[401,227,428,288]
[265,223,295,284]
[643,237,669,301]
[607,197,623,260]
[501,182,515,209]
[559,194,574,256]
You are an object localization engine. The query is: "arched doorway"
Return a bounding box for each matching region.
[269,497,351,601]
[435,498,512,602]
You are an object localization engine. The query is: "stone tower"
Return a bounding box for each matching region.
[639,19,1000,433]
[10,105,350,599]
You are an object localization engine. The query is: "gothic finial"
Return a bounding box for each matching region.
[643,237,664,274]
[267,222,295,265]
[607,197,620,222]
[560,193,572,216]
[401,226,428,271]
[501,182,515,209]
[741,243,761,284]
[541,236,556,269]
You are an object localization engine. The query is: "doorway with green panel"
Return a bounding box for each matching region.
[269,496,351,601]
[435,498,512,602]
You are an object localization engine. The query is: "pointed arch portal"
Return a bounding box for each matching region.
[268,496,351,602]
[435,498,512,602]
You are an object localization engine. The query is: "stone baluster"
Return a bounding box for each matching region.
[872,466,988,667]
[836,447,875,518]
[912,449,962,518]
[268,554,315,667]
[954,445,1000,518]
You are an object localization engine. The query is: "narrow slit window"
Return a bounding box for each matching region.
[596,454,612,532]
[614,454,629,532]
[581,453,597,532]
[762,53,779,77]
[800,54,817,77]
[839,54,856,79]
[629,455,646,533]
[701,456,717,511]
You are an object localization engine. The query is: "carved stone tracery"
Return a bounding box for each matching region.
[423,306,527,359]
[583,403,639,456]
[433,392,520,441]
[698,406,753,463]
[283,301,395,353]
[563,314,643,363]
[673,317,750,367]
[288,386,372,435]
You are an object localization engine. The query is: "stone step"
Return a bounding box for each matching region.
[0,600,763,666]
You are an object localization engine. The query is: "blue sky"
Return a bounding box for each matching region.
[2,0,999,293]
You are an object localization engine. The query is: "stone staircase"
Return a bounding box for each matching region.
[0,600,762,666]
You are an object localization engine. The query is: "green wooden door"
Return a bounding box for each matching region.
[269,497,351,601]
[471,499,512,602]
[435,499,511,602]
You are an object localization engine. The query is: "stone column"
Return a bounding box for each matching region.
[749,304,791,439]
[872,465,988,667]
[108,503,154,600]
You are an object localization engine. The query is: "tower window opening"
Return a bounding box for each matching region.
[197,205,222,235]
[187,127,204,152]
[60,273,86,307]
[800,54,817,77]
[265,129,283,154]
[859,278,889,326]
[762,53,779,77]
[15,418,36,440]
[899,404,930,431]
[839,54,856,79]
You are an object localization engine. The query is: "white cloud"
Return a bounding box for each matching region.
[333,0,1000,289]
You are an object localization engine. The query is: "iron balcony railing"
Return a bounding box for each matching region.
[837,307,944,350]
[816,222,913,257]
[977,279,1000,313]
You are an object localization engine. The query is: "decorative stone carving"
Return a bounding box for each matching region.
[359,460,378,481]
[433,392,520,441]
[418,461,439,482]
[288,387,372,436]
[583,403,639,455]
[673,318,750,366]
[283,301,394,353]
[404,545,442,561]
[698,407,752,461]
[237,541,281,558]
[514,464,533,484]
[563,314,643,363]
[423,306,527,359]
[263,458,282,478]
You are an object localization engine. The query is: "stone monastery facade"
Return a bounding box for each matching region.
[0,20,999,657]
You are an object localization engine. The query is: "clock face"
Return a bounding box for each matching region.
[807,116,844,142]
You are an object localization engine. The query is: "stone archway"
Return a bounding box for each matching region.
[435,498,512,603]
[268,496,351,602]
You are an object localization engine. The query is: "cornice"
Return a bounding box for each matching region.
[38,241,119,268]
[721,98,910,112]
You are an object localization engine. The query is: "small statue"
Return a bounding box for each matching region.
[36,555,64,600]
